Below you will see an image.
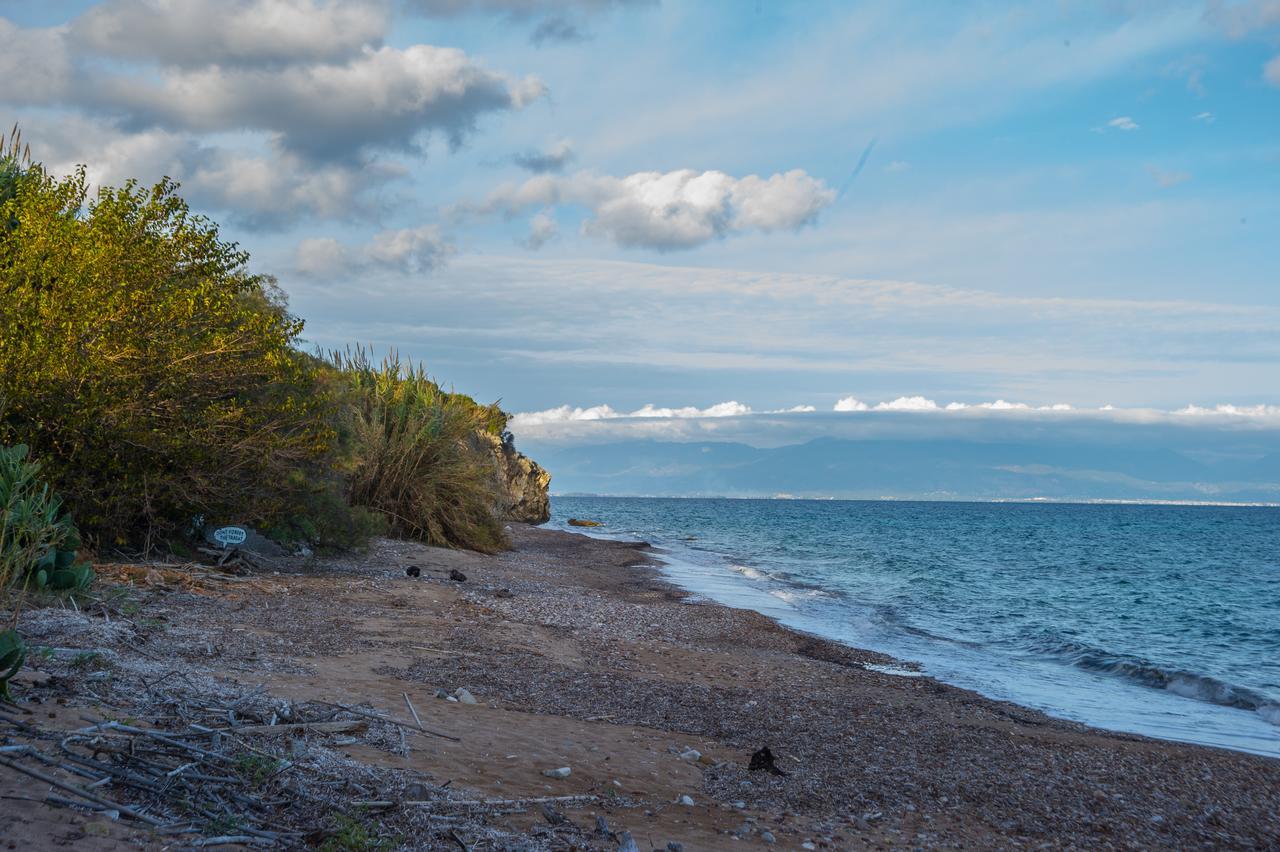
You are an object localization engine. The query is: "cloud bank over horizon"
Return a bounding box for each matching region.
[510,395,1280,445]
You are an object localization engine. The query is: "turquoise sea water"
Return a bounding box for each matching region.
[547,497,1280,757]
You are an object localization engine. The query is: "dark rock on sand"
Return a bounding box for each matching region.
[748,746,787,776]
[449,569,467,582]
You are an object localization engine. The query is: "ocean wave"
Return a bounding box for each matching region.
[768,588,829,605]
[1026,635,1280,725]
[729,564,769,581]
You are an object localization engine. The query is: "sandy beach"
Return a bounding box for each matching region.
[3,524,1279,849]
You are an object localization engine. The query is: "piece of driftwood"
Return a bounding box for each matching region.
[403,692,424,730]
[215,720,367,737]
[318,701,460,743]
[0,754,163,826]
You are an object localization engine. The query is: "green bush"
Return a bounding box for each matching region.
[0,441,91,699]
[0,444,82,591]
[0,161,335,550]
[334,348,509,553]
[0,132,522,556]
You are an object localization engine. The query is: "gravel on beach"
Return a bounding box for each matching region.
[2,524,1278,849]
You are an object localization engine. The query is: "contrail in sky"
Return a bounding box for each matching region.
[837,137,877,199]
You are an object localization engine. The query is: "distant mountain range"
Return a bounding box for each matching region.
[522,437,1280,504]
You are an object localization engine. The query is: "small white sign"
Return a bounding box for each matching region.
[212,526,248,546]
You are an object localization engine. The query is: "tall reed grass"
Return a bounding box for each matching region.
[333,348,509,553]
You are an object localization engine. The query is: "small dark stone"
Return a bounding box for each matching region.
[494,587,514,598]
[541,802,566,826]
[449,569,467,582]
[405,565,421,578]
[748,746,788,776]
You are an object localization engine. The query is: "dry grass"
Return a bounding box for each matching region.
[334,348,509,553]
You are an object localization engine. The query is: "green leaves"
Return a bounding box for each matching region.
[0,162,331,549]
[0,629,24,700]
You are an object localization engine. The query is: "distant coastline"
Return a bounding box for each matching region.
[551,492,1280,508]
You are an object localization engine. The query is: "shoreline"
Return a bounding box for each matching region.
[574,524,1280,760]
[2,524,1278,848]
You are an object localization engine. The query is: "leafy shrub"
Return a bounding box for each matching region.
[0,442,90,699]
[0,444,82,591]
[0,162,334,550]
[334,348,509,553]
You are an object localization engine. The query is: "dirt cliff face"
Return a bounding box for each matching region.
[478,432,551,524]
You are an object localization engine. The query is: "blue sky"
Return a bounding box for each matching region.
[2,0,1279,450]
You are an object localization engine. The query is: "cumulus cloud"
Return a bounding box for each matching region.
[0,4,547,224]
[470,168,835,250]
[512,138,575,173]
[88,45,545,160]
[68,0,388,68]
[296,225,454,278]
[24,115,398,227]
[1176,403,1280,417]
[515,397,1280,440]
[522,210,559,249]
[0,10,544,163]
[0,21,76,104]
[510,400,752,428]
[1107,116,1139,131]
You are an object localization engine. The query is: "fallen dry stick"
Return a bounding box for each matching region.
[320,701,460,743]
[214,720,368,737]
[0,754,164,826]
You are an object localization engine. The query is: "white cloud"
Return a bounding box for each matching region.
[883,160,910,173]
[90,44,546,160]
[471,168,835,250]
[25,116,396,226]
[510,400,752,427]
[296,225,454,277]
[1193,111,1215,123]
[833,397,869,412]
[1176,403,1280,417]
[513,397,1280,440]
[0,21,75,104]
[523,210,559,249]
[1107,116,1139,131]
[68,0,389,68]
[875,395,939,411]
[0,15,544,163]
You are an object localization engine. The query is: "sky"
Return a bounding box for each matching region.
[2,0,1279,462]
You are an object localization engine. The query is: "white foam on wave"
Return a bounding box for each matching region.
[1257,704,1280,726]
[768,588,828,605]
[730,564,768,581]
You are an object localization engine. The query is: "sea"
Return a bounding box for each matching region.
[546,496,1280,757]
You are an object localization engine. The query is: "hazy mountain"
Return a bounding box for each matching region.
[524,437,1280,503]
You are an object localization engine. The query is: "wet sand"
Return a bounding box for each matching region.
[3,524,1279,849]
